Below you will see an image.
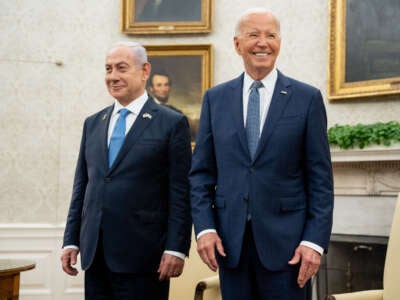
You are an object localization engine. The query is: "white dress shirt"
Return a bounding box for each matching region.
[107,92,149,145]
[242,69,277,132]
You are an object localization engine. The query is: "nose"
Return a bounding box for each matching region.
[107,71,119,82]
[256,36,270,46]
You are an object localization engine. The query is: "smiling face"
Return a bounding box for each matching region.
[105,45,151,106]
[234,11,281,80]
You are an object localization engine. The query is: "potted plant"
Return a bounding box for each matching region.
[328,121,400,162]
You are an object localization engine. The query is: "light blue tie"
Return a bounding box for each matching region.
[246,81,263,159]
[108,108,130,167]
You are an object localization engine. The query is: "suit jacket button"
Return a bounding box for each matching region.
[105,177,111,182]
[249,167,255,173]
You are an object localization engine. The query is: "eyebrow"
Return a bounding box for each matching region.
[105,61,130,67]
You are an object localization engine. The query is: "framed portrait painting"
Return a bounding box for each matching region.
[121,0,213,34]
[328,0,400,100]
[145,44,213,141]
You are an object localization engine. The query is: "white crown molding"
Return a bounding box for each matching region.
[330,143,400,162]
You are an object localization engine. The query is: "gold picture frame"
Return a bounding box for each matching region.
[121,0,213,34]
[145,44,213,141]
[328,0,400,100]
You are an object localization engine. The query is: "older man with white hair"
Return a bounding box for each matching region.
[190,8,334,300]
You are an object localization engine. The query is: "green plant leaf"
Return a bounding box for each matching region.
[328,121,400,149]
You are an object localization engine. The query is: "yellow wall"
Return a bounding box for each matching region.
[169,230,217,300]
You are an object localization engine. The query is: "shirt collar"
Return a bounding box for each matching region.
[243,68,278,93]
[112,91,149,116]
[152,96,161,104]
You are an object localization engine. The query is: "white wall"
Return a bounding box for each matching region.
[0,224,84,300]
[1,1,399,299]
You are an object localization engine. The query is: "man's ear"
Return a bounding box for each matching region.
[142,62,151,80]
[233,37,242,55]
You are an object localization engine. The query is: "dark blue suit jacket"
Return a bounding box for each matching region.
[63,98,192,273]
[190,71,333,271]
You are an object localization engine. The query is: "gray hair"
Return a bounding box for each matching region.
[109,41,148,68]
[234,7,281,37]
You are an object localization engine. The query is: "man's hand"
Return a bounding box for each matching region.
[288,245,321,288]
[61,248,79,276]
[158,253,184,281]
[196,232,226,272]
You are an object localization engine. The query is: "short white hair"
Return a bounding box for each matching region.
[108,41,148,68]
[234,7,281,37]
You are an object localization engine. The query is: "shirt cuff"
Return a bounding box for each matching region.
[300,241,324,255]
[196,229,217,240]
[63,245,79,250]
[164,250,185,260]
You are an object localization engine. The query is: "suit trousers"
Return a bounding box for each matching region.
[85,234,169,300]
[218,222,308,300]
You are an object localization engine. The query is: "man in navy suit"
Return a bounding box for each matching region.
[190,7,334,300]
[61,41,192,299]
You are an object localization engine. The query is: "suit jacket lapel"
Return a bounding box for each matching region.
[229,74,250,156]
[254,71,292,160]
[107,97,159,174]
[99,105,114,171]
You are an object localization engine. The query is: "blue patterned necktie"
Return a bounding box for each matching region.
[246,81,263,159]
[108,108,130,167]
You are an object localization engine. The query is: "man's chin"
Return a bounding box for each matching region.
[110,91,125,99]
[110,94,131,104]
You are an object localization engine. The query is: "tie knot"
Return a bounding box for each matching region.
[118,108,130,118]
[250,81,263,90]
